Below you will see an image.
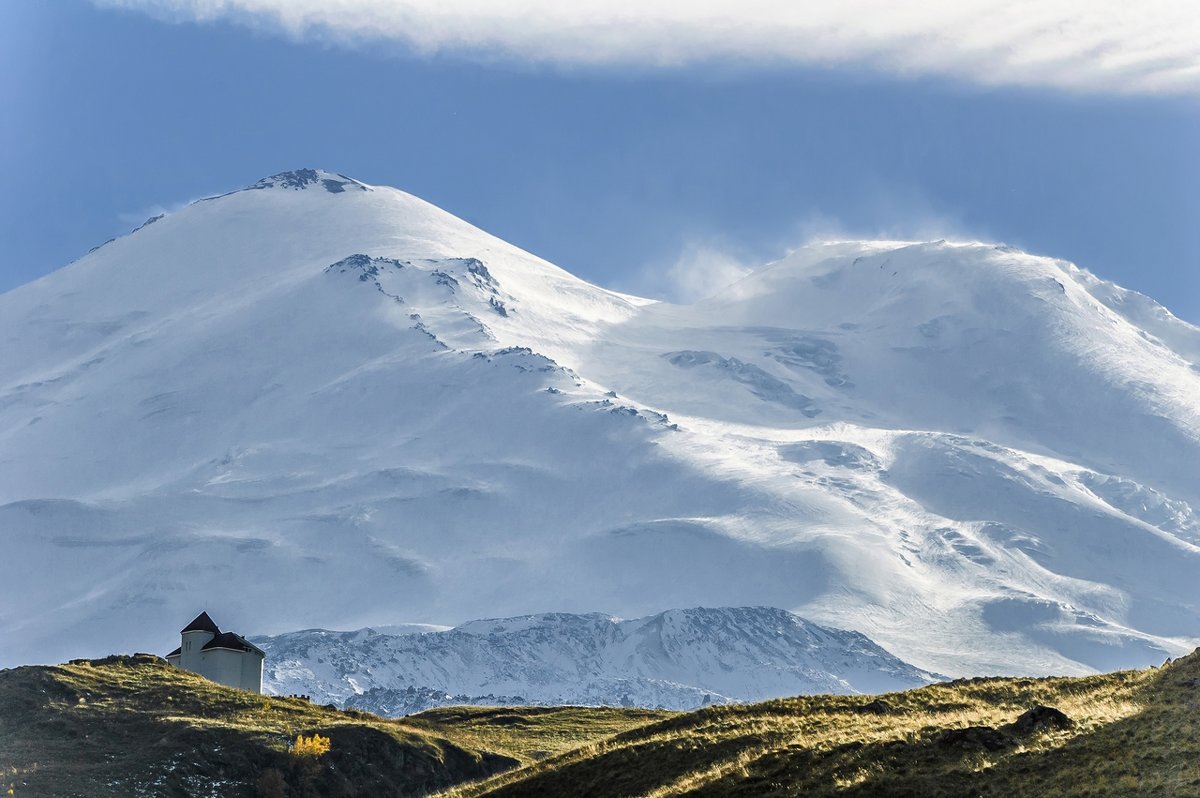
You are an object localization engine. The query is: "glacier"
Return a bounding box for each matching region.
[1,169,1197,679]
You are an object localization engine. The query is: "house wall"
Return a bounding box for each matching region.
[239,650,264,692]
[171,630,264,693]
[197,648,245,689]
[177,647,264,693]
[179,630,214,671]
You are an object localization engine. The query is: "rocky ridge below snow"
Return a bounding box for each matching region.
[254,607,939,715]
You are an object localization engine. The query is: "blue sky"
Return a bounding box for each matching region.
[3,1,1198,320]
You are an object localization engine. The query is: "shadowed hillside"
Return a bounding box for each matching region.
[3,651,1199,796]
[437,649,1200,798]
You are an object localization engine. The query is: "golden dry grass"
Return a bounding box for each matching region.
[5,649,1200,797]
[434,650,1200,798]
[407,705,671,765]
[0,654,652,797]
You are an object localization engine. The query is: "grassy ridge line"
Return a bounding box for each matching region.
[0,654,658,797]
[5,651,1200,796]
[408,706,672,765]
[434,649,1200,797]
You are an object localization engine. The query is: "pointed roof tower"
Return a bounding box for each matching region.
[181,611,221,635]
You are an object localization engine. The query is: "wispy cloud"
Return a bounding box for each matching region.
[96,0,1200,95]
[785,191,994,248]
[635,242,757,304]
[116,195,205,230]
[628,190,1001,303]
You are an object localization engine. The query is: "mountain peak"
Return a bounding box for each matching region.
[246,168,370,194]
[2,170,1198,678]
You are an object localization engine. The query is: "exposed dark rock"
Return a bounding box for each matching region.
[664,350,820,417]
[465,258,497,288]
[248,169,370,193]
[77,653,167,668]
[936,725,1014,751]
[856,698,893,715]
[325,254,408,304]
[432,270,460,291]
[133,214,164,232]
[324,253,405,279]
[1009,705,1073,734]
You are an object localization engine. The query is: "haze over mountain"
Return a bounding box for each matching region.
[2,169,1197,678]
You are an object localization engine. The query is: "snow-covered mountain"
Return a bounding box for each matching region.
[255,607,938,714]
[2,169,1198,678]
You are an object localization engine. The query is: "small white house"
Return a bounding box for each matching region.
[166,611,265,693]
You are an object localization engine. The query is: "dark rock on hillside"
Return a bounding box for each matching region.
[936,725,1015,752]
[855,698,893,715]
[1009,705,1073,734]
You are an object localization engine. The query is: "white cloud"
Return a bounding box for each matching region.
[786,193,993,248]
[629,193,1000,304]
[96,0,1200,95]
[661,243,756,304]
[117,193,210,229]
[117,201,184,228]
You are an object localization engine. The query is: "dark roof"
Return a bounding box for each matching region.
[166,647,181,658]
[181,611,221,635]
[201,631,265,657]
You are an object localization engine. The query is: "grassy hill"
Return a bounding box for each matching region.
[0,655,660,797]
[438,649,1200,798]
[3,650,1199,797]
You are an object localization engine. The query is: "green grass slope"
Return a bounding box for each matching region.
[438,649,1200,798]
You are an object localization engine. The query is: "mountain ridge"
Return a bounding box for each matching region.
[254,606,940,715]
[2,169,1197,679]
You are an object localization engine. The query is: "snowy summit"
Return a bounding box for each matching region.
[1,170,1198,678]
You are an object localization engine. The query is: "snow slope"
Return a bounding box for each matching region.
[1,169,1198,678]
[255,607,937,714]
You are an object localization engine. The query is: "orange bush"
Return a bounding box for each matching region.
[291,733,331,758]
